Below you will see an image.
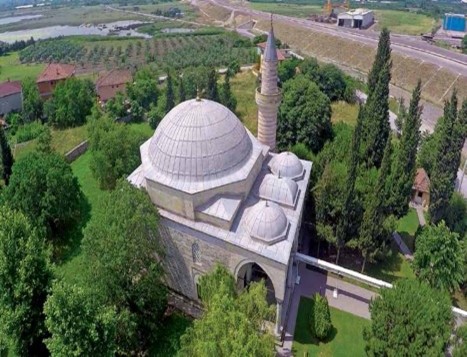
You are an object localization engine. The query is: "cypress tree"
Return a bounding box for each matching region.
[367,28,391,95]
[165,71,175,113]
[387,80,422,217]
[178,76,186,103]
[220,74,237,112]
[0,125,14,185]
[206,67,219,102]
[429,91,465,223]
[335,105,363,263]
[361,63,391,168]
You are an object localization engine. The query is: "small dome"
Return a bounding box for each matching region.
[269,152,304,180]
[258,174,298,207]
[244,201,288,245]
[148,99,252,185]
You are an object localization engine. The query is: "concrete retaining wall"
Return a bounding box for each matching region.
[65,140,89,163]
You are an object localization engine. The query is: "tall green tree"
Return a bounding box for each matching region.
[2,151,82,236]
[429,92,467,223]
[44,282,117,357]
[277,75,332,153]
[335,107,363,263]
[45,78,95,128]
[178,75,186,103]
[0,207,52,356]
[0,124,13,185]
[81,180,167,354]
[126,68,160,110]
[364,279,452,356]
[36,125,52,154]
[206,67,219,102]
[367,28,391,95]
[413,221,464,292]
[387,80,422,217]
[361,63,391,168]
[179,265,274,357]
[220,74,237,112]
[22,76,43,123]
[165,70,175,112]
[453,325,467,357]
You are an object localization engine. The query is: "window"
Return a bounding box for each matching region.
[192,243,201,264]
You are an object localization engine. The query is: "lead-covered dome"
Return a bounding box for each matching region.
[148,99,253,185]
[269,152,304,180]
[244,201,288,245]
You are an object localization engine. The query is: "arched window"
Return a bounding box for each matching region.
[192,242,201,264]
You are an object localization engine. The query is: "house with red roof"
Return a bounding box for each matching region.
[0,80,22,117]
[37,63,75,99]
[96,69,132,104]
[412,168,430,210]
[257,42,287,61]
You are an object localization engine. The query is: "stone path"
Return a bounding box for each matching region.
[415,206,426,226]
[391,232,414,260]
[277,263,378,356]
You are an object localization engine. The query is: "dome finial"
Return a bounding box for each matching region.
[196,86,202,101]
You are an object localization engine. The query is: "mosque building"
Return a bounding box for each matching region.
[128,24,312,336]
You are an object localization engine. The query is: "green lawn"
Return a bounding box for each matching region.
[396,208,419,252]
[331,101,359,126]
[0,52,44,82]
[231,71,258,135]
[374,10,436,35]
[293,297,369,357]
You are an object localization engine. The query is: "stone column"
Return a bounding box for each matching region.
[275,300,283,336]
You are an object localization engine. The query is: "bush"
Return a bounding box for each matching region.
[14,122,45,143]
[310,294,332,341]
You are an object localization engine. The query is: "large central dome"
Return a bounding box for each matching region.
[148,99,253,187]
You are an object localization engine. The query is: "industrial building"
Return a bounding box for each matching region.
[443,13,466,33]
[337,8,374,29]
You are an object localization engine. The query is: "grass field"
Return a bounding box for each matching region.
[0,52,44,82]
[293,297,369,357]
[331,101,359,125]
[374,10,436,35]
[396,208,419,252]
[231,70,258,135]
[249,3,322,18]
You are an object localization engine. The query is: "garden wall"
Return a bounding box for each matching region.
[65,140,88,163]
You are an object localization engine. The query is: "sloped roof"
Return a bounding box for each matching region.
[257,42,286,61]
[96,69,132,87]
[413,168,430,193]
[0,80,21,98]
[37,63,75,83]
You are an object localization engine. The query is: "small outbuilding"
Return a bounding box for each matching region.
[0,80,22,117]
[337,8,374,29]
[411,168,430,210]
[96,69,133,104]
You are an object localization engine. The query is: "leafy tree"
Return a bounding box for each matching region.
[278,58,300,83]
[429,93,467,223]
[2,152,82,236]
[45,78,95,128]
[81,180,167,354]
[364,279,452,356]
[179,265,274,357]
[183,66,209,99]
[387,81,422,217]
[315,64,348,102]
[44,282,117,357]
[126,68,159,110]
[227,59,240,77]
[148,97,166,130]
[310,294,332,341]
[361,63,391,168]
[178,75,186,103]
[88,116,145,190]
[206,67,219,102]
[413,221,464,292]
[367,28,391,95]
[105,91,127,119]
[22,76,43,123]
[277,75,332,153]
[220,74,237,112]
[444,192,467,236]
[198,264,236,307]
[130,100,144,122]
[0,124,13,185]
[0,206,52,356]
[36,125,52,153]
[165,70,175,112]
[453,325,467,357]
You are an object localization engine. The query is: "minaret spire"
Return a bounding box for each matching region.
[256,15,281,151]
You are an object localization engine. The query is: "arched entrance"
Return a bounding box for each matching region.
[236,262,276,306]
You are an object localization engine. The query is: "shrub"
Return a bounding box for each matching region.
[14,121,45,143]
[310,294,332,341]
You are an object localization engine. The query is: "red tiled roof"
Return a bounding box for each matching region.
[0,80,21,98]
[413,168,430,193]
[257,42,286,61]
[37,63,75,83]
[96,69,132,87]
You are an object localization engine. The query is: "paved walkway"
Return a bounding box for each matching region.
[278,263,378,356]
[391,232,414,260]
[415,206,426,226]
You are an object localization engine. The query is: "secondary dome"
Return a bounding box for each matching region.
[244,201,288,245]
[269,152,304,180]
[258,174,299,207]
[148,99,253,184]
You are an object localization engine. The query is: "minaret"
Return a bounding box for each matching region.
[256,17,281,151]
